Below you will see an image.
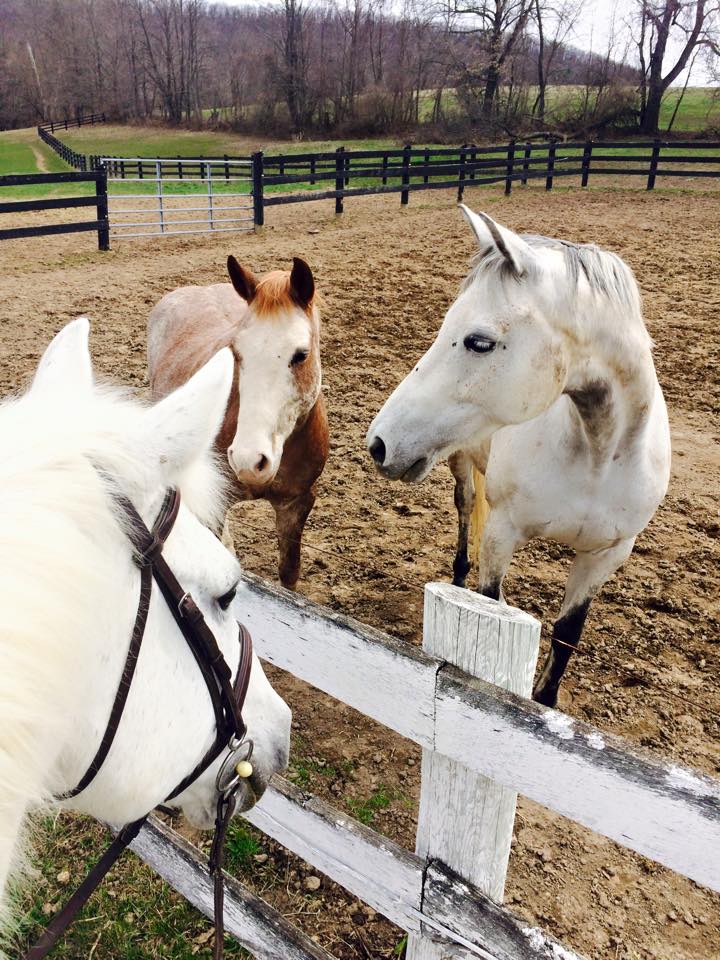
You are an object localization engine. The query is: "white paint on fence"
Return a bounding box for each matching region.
[237,572,720,893]
[408,585,540,960]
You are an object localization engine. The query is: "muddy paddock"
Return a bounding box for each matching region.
[2,183,719,959]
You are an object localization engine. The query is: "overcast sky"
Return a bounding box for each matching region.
[212,0,717,85]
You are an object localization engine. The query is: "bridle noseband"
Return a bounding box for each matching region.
[25,484,254,960]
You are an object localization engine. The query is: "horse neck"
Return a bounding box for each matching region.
[559,297,658,457]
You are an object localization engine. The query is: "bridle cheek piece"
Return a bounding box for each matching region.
[25,484,254,960]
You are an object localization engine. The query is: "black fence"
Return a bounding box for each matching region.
[252,139,720,223]
[38,112,106,134]
[37,126,104,171]
[0,171,110,250]
[28,129,720,237]
[100,155,252,180]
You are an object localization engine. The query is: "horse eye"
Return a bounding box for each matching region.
[463,334,497,354]
[290,350,308,366]
[217,584,237,611]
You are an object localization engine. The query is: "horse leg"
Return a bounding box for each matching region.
[448,452,474,587]
[273,488,316,590]
[533,537,635,707]
[476,509,526,601]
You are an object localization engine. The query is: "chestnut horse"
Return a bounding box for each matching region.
[148,257,328,589]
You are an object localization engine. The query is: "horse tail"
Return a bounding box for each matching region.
[469,467,490,564]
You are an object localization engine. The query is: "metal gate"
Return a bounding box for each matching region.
[101,157,255,239]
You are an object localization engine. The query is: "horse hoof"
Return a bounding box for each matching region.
[533,686,558,708]
[452,576,467,589]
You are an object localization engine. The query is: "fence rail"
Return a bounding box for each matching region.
[0,171,109,249]
[120,573,720,960]
[33,127,720,237]
[38,112,106,134]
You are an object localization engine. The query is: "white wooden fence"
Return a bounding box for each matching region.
[129,572,720,960]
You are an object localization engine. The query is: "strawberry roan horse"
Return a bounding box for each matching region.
[368,207,671,707]
[148,257,328,589]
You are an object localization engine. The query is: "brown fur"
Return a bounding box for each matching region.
[148,265,329,589]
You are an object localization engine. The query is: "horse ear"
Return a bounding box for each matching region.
[31,317,93,398]
[141,348,234,482]
[290,257,314,308]
[227,256,257,303]
[458,205,531,276]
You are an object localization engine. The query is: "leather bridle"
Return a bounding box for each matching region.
[24,484,254,960]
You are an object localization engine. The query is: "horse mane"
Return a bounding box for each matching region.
[253,270,320,318]
[0,382,226,943]
[464,233,645,326]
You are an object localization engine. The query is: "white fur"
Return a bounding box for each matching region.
[228,310,315,482]
[368,209,670,698]
[0,321,291,941]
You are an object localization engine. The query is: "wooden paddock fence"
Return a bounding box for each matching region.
[0,171,109,250]
[32,125,720,240]
[124,574,720,960]
[38,112,106,134]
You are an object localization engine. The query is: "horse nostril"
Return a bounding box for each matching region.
[369,436,386,466]
[256,454,269,473]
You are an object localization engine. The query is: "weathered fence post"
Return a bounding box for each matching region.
[334,147,345,214]
[95,166,110,252]
[401,143,412,206]
[546,140,556,191]
[647,138,661,190]
[521,141,532,185]
[252,151,265,228]
[581,140,593,187]
[407,583,540,960]
[504,139,516,196]
[457,143,467,202]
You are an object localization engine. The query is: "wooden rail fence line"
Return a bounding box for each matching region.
[32,126,720,238]
[0,171,109,250]
[120,574,720,960]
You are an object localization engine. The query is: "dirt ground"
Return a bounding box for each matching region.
[1,181,719,960]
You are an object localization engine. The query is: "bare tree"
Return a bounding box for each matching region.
[634,0,719,133]
[532,0,584,122]
[446,0,534,118]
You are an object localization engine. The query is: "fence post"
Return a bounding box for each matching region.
[334,147,345,215]
[504,139,515,196]
[95,166,110,252]
[406,584,540,960]
[581,140,593,187]
[251,151,264,228]
[647,139,661,190]
[401,143,411,206]
[521,141,531,185]
[382,152,388,185]
[546,140,556,191]
[469,143,477,181]
[457,143,467,202]
[423,147,430,184]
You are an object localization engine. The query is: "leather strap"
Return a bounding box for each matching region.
[56,489,179,801]
[23,818,147,960]
[24,484,254,960]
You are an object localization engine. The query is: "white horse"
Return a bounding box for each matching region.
[367,206,670,707]
[0,320,291,939]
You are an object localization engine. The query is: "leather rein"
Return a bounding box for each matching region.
[24,485,254,960]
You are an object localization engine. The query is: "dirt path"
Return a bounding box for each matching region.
[29,141,50,173]
[1,183,719,960]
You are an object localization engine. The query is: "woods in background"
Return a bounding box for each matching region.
[0,0,717,137]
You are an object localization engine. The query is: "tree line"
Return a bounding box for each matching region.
[0,0,717,137]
